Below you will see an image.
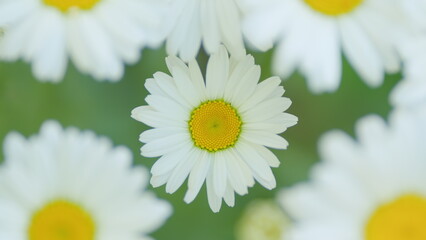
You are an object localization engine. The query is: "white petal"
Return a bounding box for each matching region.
[0,1,34,25]
[206,171,222,213]
[200,0,221,54]
[151,146,191,176]
[153,72,190,108]
[141,134,189,158]
[94,3,143,64]
[244,112,298,134]
[139,128,184,143]
[144,78,166,96]
[242,97,292,123]
[188,59,207,97]
[206,45,229,99]
[216,0,245,58]
[165,148,199,194]
[150,174,170,188]
[166,0,200,61]
[239,76,281,113]
[28,9,67,82]
[241,130,289,150]
[236,141,276,189]
[145,95,188,120]
[225,151,249,195]
[213,152,228,197]
[0,10,38,61]
[226,65,260,107]
[171,66,202,107]
[303,20,341,93]
[131,106,185,128]
[184,151,211,203]
[67,14,123,81]
[251,144,281,168]
[223,185,235,207]
[224,54,256,101]
[229,148,255,187]
[339,17,383,87]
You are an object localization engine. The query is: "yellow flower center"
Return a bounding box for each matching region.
[366,194,426,240]
[28,200,96,240]
[304,0,364,16]
[189,100,242,152]
[43,0,100,12]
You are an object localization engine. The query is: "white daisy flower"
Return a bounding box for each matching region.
[131,46,298,212]
[240,0,406,93]
[279,105,426,240]
[0,121,172,240]
[236,200,290,240]
[391,36,426,108]
[0,0,169,82]
[166,0,246,61]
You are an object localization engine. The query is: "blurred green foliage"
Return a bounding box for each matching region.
[0,47,400,240]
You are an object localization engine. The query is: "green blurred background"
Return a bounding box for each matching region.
[0,47,400,240]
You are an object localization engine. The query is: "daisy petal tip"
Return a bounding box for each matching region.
[131,106,145,121]
[138,134,146,143]
[319,129,347,146]
[150,178,163,188]
[272,161,281,168]
[140,147,149,157]
[184,193,195,204]
[165,182,180,195]
[262,178,277,190]
[275,141,289,150]
[211,206,221,213]
[4,131,23,146]
[40,120,62,132]
[237,188,249,196]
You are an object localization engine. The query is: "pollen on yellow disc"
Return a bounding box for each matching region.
[365,194,426,240]
[28,200,96,240]
[189,100,242,152]
[43,0,100,12]
[304,0,364,16]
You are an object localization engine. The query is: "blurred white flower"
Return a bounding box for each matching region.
[279,106,426,240]
[0,0,170,82]
[132,46,297,212]
[236,200,290,240]
[391,36,426,108]
[399,0,426,30]
[240,0,408,93]
[166,0,245,61]
[0,121,172,240]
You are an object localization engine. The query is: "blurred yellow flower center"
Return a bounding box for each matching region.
[304,0,364,15]
[237,200,288,240]
[43,0,100,12]
[189,100,242,152]
[366,194,426,240]
[28,200,95,240]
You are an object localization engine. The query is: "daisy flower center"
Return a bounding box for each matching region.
[304,0,364,15]
[365,194,426,240]
[43,0,100,12]
[28,200,96,240]
[189,100,242,152]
